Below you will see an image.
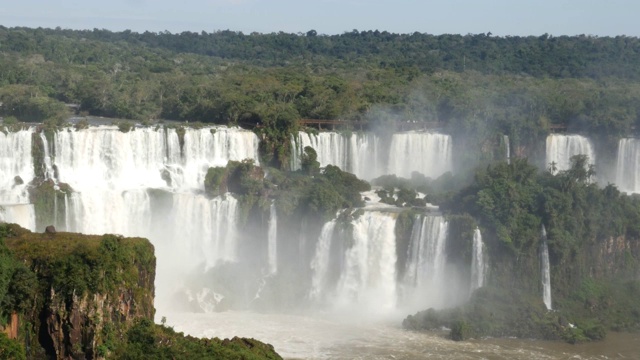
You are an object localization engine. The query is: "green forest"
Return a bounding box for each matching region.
[1,26,639,143]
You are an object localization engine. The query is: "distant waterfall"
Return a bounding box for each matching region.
[616,138,640,193]
[267,203,278,274]
[402,215,449,309]
[292,131,453,180]
[545,134,595,172]
[291,132,383,180]
[504,135,511,164]
[540,225,552,310]
[181,127,260,190]
[387,132,453,179]
[470,228,486,292]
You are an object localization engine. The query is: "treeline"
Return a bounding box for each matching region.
[1,26,640,166]
[5,27,640,79]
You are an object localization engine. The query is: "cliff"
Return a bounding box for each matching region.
[0,223,155,359]
[0,223,283,359]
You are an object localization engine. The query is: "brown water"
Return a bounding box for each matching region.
[162,311,640,359]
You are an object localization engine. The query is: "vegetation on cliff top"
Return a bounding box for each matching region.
[0,223,282,359]
[114,318,282,360]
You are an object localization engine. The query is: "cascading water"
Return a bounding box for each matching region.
[615,138,640,194]
[545,134,595,172]
[291,132,383,180]
[334,211,398,312]
[540,225,552,310]
[0,128,35,204]
[504,135,511,164]
[309,219,338,301]
[0,128,36,230]
[292,131,453,180]
[470,228,486,292]
[387,132,453,179]
[402,214,449,309]
[267,202,278,275]
[47,125,256,312]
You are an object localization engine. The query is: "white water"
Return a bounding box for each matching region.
[540,225,552,310]
[334,211,398,314]
[470,228,486,293]
[0,128,35,205]
[545,134,595,172]
[292,131,453,180]
[267,202,278,275]
[402,215,449,310]
[309,220,338,301]
[388,132,453,179]
[47,126,255,312]
[615,138,640,193]
[504,134,510,164]
[291,132,383,180]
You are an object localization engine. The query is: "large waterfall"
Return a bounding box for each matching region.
[540,225,552,310]
[309,211,398,313]
[470,228,486,292]
[292,131,453,180]
[401,215,449,309]
[545,134,595,172]
[3,125,259,313]
[616,138,640,194]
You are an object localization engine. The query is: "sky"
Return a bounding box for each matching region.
[1,0,638,37]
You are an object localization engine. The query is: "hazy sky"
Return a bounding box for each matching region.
[1,0,638,37]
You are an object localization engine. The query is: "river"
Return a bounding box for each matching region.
[161,311,639,359]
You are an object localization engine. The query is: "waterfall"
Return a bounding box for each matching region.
[545,134,595,172]
[388,132,453,179]
[402,215,449,309]
[470,228,485,292]
[39,132,55,180]
[334,211,398,312]
[309,219,338,301]
[267,203,278,274]
[180,127,260,190]
[0,128,35,204]
[540,225,552,310]
[615,138,640,193]
[292,131,453,180]
[291,132,383,180]
[504,135,511,164]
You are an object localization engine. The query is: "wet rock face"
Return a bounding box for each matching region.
[13,175,24,186]
[45,225,56,234]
